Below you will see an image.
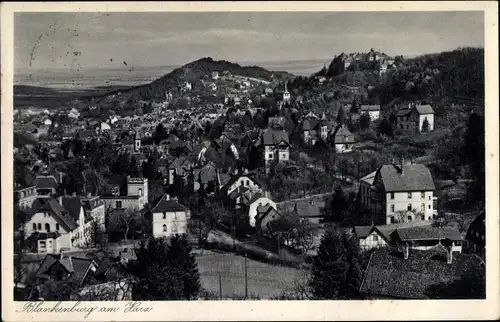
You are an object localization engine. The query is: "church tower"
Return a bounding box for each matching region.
[283,81,291,103]
[134,131,141,153]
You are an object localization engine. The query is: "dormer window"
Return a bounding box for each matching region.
[163,212,166,219]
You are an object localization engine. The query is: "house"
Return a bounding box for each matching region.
[465,212,485,257]
[23,196,92,253]
[330,125,356,153]
[359,247,484,299]
[253,129,290,168]
[102,177,148,211]
[221,171,262,196]
[359,171,377,210]
[211,71,219,80]
[359,105,381,121]
[244,192,277,227]
[32,175,59,196]
[80,195,106,230]
[15,185,39,209]
[359,160,437,224]
[151,194,190,238]
[34,253,98,288]
[302,118,331,145]
[391,226,463,253]
[353,226,390,251]
[396,104,435,132]
[255,205,283,234]
[191,163,219,193]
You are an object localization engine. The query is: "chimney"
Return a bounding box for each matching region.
[165,194,170,201]
[60,252,64,260]
[447,248,453,264]
[403,243,409,260]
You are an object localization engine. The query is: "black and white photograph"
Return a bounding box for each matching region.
[2,2,498,319]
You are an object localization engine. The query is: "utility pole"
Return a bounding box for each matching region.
[244,253,248,299]
[219,272,222,300]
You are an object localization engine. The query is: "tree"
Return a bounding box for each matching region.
[130,235,201,300]
[153,123,169,144]
[129,156,140,177]
[327,186,349,222]
[108,208,141,242]
[337,106,346,125]
[309,230,363,299]
[359,112,371,130]
[421,117,430,132]
[463,112,485,209]
[378,119,394,137]
[350,99,359,114]
[87,220,108,249]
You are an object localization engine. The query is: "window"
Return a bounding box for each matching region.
[162,224,167,232]
[172,223,178,234]
[421,203,425,211]
[39,241,46,248]
[408,192,412,199]
[33,223,37,231]
[429,196,431,200]
[390,192,394,199]
[408,216,412,222]
[373,235,379,242]
[56,223,60,231]
[407,204,412,211]
[138,188,143,196]
[246,180,250,186]
[428,205,431,209]
[390,205,395,212]
[163,212,167,219]
[45,223,50,232]
[421,192,425,199]
[268,153,273,159]
[37,223,42,230]
[390,216,395,224]
[116,201,122,208]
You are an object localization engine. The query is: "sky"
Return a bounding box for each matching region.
[14,11,484,73]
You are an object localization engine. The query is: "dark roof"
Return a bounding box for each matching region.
[332,125,356,144]
[353,226,375,239]
[151,194,189,213]
[378,164,435,192]
[293,202,322,218]
[359,248,484,299]
[302,119,319,131]
[36,254,97,285]
[360,105,381,112]
[258,129,289,146]
[222,173,258,192]
[26,231,61,241]
[415,105,434,115]
[228,186,250,200]
[36,199,78,231]
[392,226,462,242]
[396,109,412,117]
[466,212,485,244]
[61,196,83,223]
[193,164,217,184]
[33,176,58,190]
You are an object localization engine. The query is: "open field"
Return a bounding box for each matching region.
[196,252,308,299]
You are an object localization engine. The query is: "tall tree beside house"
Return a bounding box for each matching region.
[359,112,371,130]
[309,230,363,299]
[336,106,346,125]
[350,99,359,114]
[142,156,159,180]
[153,123,169,144]
[378,118,394,137]
[130,235,200,300]
[327,185,349,222]
[463,112,485,209]
[421,117,430,132]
